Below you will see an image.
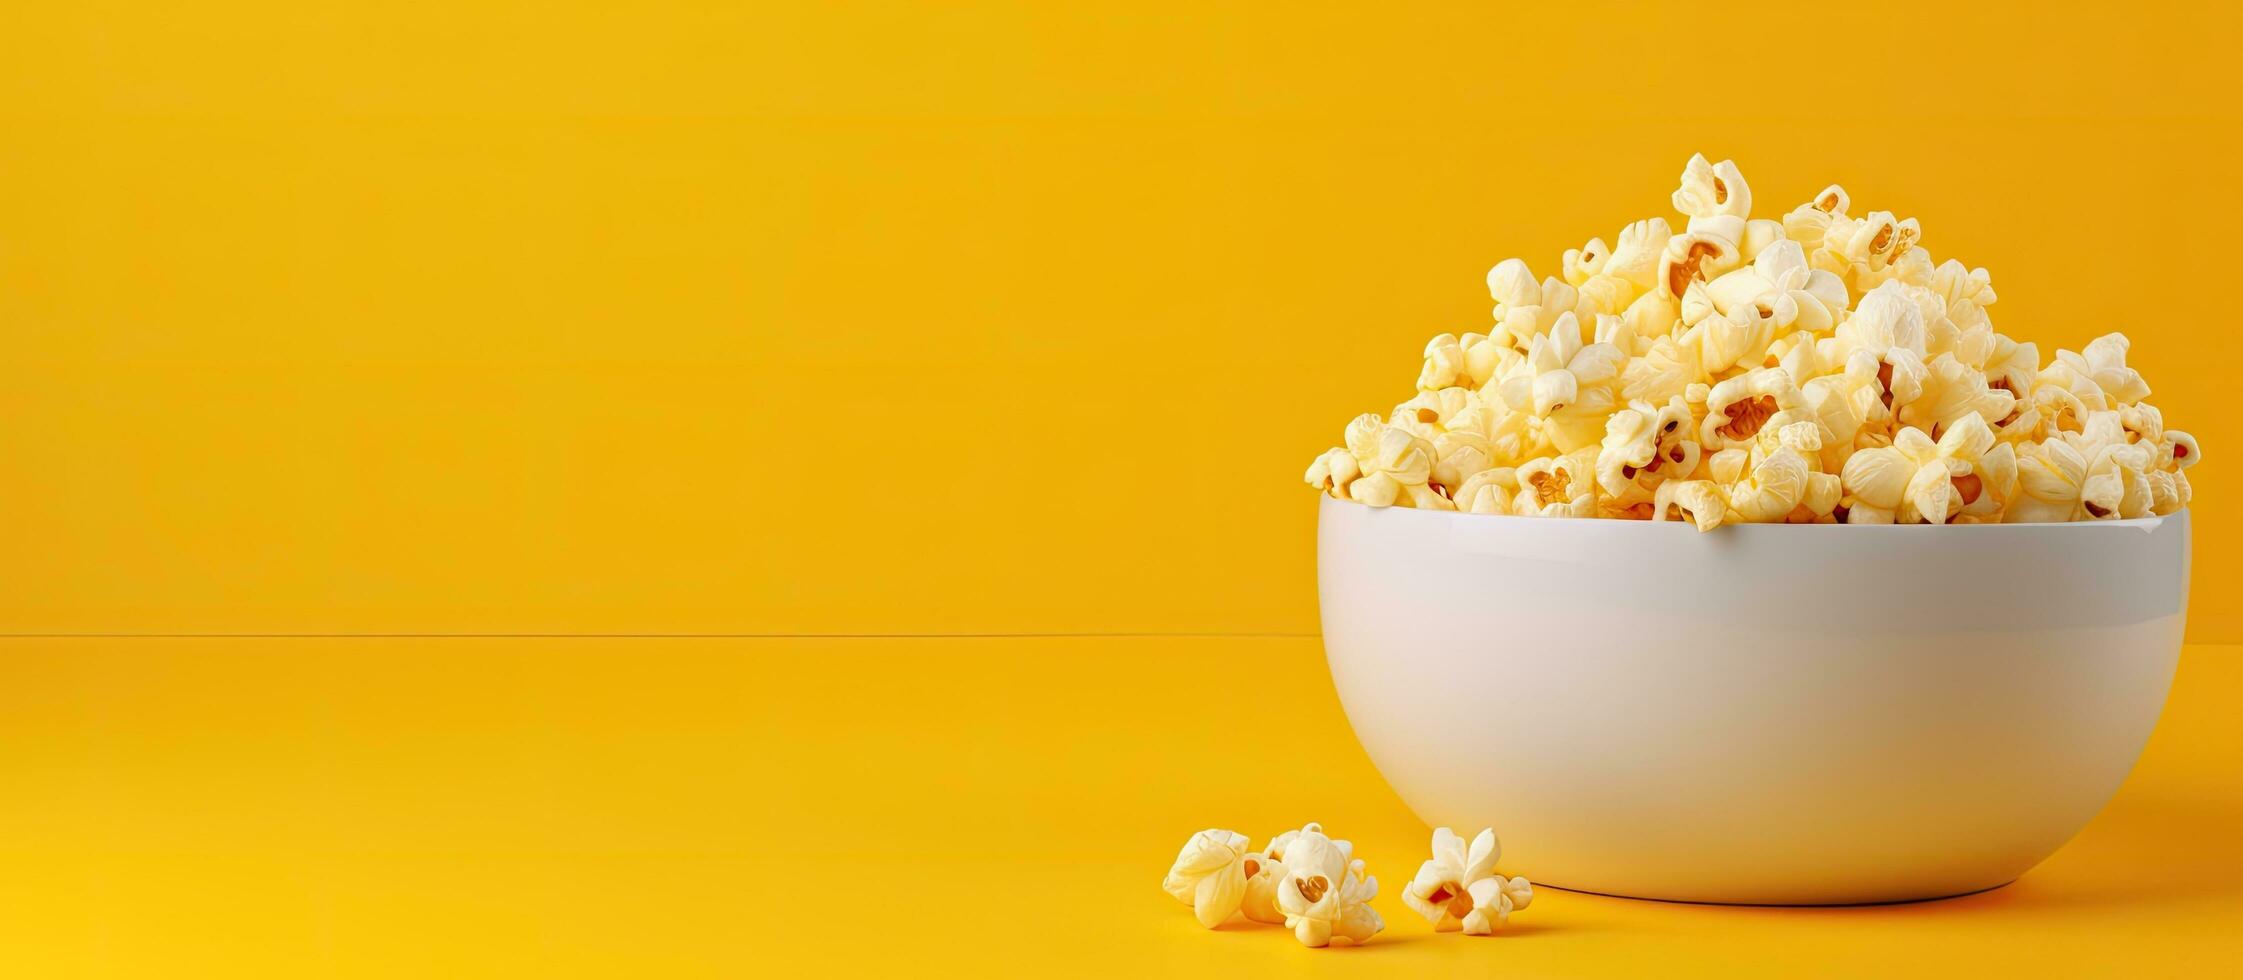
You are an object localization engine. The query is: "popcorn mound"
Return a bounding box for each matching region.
[1305,155,2201,528]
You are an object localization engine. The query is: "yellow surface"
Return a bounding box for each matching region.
[2,2,2241,638]
[0,635,2238,976]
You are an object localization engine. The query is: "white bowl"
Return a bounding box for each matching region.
[1318,495,2189,905]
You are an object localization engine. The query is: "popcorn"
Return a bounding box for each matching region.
[1596,405,1665,503]
[1240,849,1290,925]
[1829,281,1930,407]
[2012,436,2114,523]
[1429,435,1493,495]
[1462,874,1534,935]
[1655,478,1730,532]
[1672,154,1752,264]
[1818,210,1920,291]
[1832,415,1992,523]
[1800,371,1880,463]
[1418,333,1470,391]
[1958,439,2020,520]
[1263,821,1348,866]
[2049,334,2152,407]
[1304,155,2202,526]
[1400,826,1533,936]
[1661,232,1736,303]
[1562,237,1609,285]
[1707,239,1848,338]
[1514,448,1598,517]
[1488,257,1540,311]
[2013,413,2156,522]
[1700,368,1804,452]
[2170,430,2202,469]
[1455,467,1517,514]
[1621,335,1701,405]
[1463,332,1523,391]
[1401,827,1502,931]
[1605,217,1673,291]
[1336,415,1450,509]
[1578,274,1638,323]
[1740,218,1785,264]
[2031,379,2098,440]
[1781,185,1847,246]
[1392,387,1475,438]
[1727,438,1814,523]
[1494,313,1627,451]
[1929,259,1998,334]
[1273,827,1384,947]
[1485,260,1573,348]
[1681,297,1781,376]
[1899,353,2014,436]
[2120,402,2165,448]
[2146,468,2185,515]
[1162,829,1253,928]
[1168,821,1575,948]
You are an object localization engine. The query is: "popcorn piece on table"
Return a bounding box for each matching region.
[1239,847,1289,925]
[1273,825,1383,947]
[1462,873,1534,936]
[1400,826,1535,936]
[1161,829,1251,928]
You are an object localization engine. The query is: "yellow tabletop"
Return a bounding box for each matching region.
[1,635,2237,976]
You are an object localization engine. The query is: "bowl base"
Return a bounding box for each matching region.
[1533,878,2017,909]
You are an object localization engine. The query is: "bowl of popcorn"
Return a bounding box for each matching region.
[1306,155,2199,905]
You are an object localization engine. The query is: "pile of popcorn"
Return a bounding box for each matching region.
[1163,822,1530,948]
[1305,155,2201,528]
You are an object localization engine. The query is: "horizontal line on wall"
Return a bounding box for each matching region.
[0,631,1321,640]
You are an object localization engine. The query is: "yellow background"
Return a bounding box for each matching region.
[2,1,2239,638]
[2,635,2239,975]
[5,2,2243,976]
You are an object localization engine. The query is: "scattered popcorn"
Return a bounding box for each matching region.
[1462,873,1534,936]
[1398,826,1534,937]
[1402,827,1495,931]
[1168,822,1550,946]
[1305,155,2202,527]
[1166,822,1389,946]
[1161,829,1252,928]
[1262,821,1349,866]
[1239,847,1290,925]
[1274,826,1384,947]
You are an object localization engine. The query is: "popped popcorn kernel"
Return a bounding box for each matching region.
[1162,829,1252,928]
[1239,849,1290,925]
[1462,874,1534,935]
[1655,478,1730,532]
[1515,449,1598,517]
[2170,430,2201,469]
[1303,154,2201,526]
[1273,827,1383,947]
[1402,826,1536,938]
[1402,827,1501,931]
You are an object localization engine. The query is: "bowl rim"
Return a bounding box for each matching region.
[1316,493,2182,531]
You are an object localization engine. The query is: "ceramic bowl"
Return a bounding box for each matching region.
[1318,495,2189,904]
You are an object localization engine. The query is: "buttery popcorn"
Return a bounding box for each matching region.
[1402,827,1532,935]
[1165,823,1377,944]
[1463,873,1535,936]
[1274,827,1384,947]
[1240,848,1289,925]
[1306,154,2202,527]
[1162,829,1253,928]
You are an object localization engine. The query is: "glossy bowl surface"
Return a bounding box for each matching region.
[1318,496,2189,904]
